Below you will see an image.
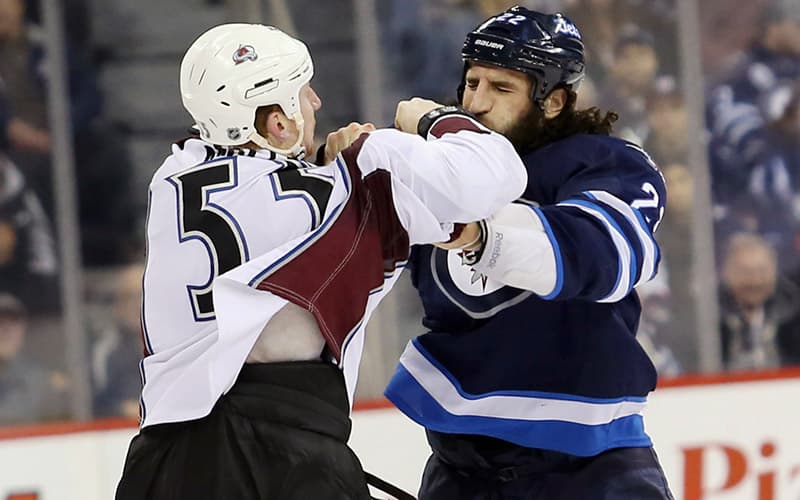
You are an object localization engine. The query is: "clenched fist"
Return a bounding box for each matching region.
[394,98,444,133]
[324,122,376,163]
[434,222,483,251]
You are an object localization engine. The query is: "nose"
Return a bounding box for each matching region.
[309,86,322,111]
[464,81,491,115]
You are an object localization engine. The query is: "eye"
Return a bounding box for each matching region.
[465,80,478,90]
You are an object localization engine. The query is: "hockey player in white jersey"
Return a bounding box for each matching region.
[115,24,526,500]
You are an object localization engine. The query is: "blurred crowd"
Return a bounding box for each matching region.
[0,0,799,425]
[0,0,142,425]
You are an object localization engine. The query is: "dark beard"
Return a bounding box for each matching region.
[503,105,551,153]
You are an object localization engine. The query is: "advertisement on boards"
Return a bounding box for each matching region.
[0,374,799,500]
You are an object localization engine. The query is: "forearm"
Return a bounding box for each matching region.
[358,111,527,228]
[470,203,558,296]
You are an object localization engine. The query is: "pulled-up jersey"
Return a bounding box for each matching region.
[386,133,667,457]
[139,114,526,428]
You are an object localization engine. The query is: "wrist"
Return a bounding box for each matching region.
[416,105,477,138]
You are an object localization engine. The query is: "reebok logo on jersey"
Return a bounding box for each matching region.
[487,232,503,268]
[233,44,258,65]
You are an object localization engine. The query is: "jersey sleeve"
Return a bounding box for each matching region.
[474,141,665,303]
[355,113,528,244]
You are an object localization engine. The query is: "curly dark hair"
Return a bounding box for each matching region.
[551,90,618,136]
[508,89,619,152]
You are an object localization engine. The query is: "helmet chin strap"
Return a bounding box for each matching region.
[248,112,307,159]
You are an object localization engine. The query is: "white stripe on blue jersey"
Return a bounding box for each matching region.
[386,339,653,457]
[586,190,659,286]
[400,339,647,425]
[557,199,635,303]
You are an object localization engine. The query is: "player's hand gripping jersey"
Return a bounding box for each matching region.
[140,113,526,427]
[386,134,667,456]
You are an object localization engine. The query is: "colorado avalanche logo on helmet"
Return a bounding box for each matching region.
[233,44,258,65]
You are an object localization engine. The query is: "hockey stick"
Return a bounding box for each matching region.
[365,471,417,500]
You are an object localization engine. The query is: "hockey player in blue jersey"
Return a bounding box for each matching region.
[385,7,674,499]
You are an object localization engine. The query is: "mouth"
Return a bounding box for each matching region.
[474,115,491,128]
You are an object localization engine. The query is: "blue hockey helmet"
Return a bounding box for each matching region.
[458,6,586,104]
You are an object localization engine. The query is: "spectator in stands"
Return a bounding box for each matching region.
[563,0,621,83]
[91,263,143,418]
[636,271,682,377]
[595,25,662,144]
[711,82,800,286]
[0,0,51,172]
[706,0,800,208]
[383,0,480,105]
[644,77,689,166]
[748,82,800,280]
[0,152,58,314]
[564,0,677,85]
[0,293,68,424]
[654,162,701,371]
[719,233,800,370]
[699,0,772,80]
[0,0,98,204]
[0,0,139,266]
[640,81,699,370]
[706,0,800,302]
[24,0,92,50]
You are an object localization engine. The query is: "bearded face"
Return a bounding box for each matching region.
[503,104,550,152]
[462,63,579,153]
[462,64,539,148]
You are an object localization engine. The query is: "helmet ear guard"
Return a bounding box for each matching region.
[457,7,585,106]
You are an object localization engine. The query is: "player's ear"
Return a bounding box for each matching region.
[543,88,567,120]
[256,105,290,141]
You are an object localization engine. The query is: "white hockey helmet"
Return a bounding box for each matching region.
[180,24,314,158]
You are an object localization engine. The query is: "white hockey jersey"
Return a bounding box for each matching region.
[139,114,526,427]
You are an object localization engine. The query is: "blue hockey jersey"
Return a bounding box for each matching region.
[706,45,800,204]
[385,133,667,457]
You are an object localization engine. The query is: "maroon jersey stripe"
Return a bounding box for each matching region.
[255,133,409,359]
[429,115,489,139]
